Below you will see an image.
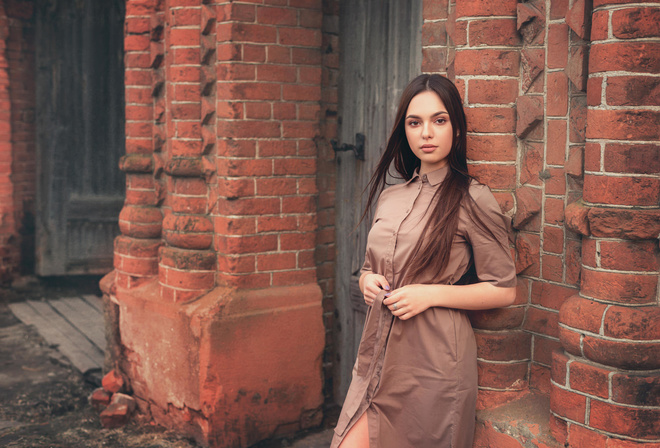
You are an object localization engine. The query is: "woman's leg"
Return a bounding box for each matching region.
[337,412,369,448]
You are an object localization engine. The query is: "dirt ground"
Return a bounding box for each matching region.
[0,277,334,448]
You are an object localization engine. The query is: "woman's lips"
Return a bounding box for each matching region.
[420,145,437,153]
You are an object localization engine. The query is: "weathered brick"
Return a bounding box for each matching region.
[590,42,660,74]
[551,386,587,423]
[468,79,518,105]
[465,107,516,133]
[422,21,447,47]
[551,350,569,386]
[569,360,609,398]
[612,7,660,39]
[477,361,528,389]
[547,24,568,69]
[524,306,559,338]
[586,77,602,107]
[589,399,660,439]
[468,164,516,189]
[513,186,542,229]
[475,331,531,361]
[603,305,660,341]
[568,424,608,448]
[547,71,568,117]
[581,269,657,305]
[559,295,606,333]
[516,232,540,275]
[520,141,543,186]
[547,120,567,166]
[423,0,448,20]
[469,19,520,47]
[599,240,659,272]
[515,95,543,138]
[584,175,660,207]
[606,76,660,107]
[611,372,660,407]
[456,0,517,18]
[455,50,520,76]
[533,336,562,366]
[466,134,516,162]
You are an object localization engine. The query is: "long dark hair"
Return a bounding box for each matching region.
[363,74,482,284]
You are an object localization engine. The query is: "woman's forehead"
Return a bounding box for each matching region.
[406,91,448,116]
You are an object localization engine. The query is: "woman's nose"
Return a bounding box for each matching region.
[422,121,433,139]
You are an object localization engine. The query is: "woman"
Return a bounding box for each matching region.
[331,74,517,448]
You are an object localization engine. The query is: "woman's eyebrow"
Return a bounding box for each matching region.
[406,111,449,119]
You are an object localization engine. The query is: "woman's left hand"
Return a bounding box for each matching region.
[382,284,433,320]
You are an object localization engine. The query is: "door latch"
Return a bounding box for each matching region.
[331,133,365,161]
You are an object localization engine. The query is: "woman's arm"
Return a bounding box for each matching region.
[382,282,516,321]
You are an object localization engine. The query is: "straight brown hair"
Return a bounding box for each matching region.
[362,74,497,284]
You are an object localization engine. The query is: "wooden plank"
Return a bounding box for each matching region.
[81,294,104,314]
[8,301,103,373]
[50,297,106,350]
[334,0,422,404]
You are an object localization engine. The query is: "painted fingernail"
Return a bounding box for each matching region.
[384,293,391,297]
[384,285,390,290]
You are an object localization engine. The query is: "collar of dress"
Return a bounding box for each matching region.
[406,164,450,187]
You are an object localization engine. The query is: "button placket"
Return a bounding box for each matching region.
[389,181,424,285]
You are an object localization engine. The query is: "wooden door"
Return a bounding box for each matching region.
[334,0,422,403]
[35,0,125,275]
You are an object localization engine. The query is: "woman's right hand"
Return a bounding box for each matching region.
[361,273,390,306]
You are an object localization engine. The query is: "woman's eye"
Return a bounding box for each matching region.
[408,120,420,126]
[435,118,446,124]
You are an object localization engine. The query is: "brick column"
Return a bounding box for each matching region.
[107,1,325,446]
[0,3,15,284]
[0,2,36,284]
[116,0,164,290]
[159,2,216,303]
[318,0,339,403]
[551,1,660,446]
[440,0,531,409]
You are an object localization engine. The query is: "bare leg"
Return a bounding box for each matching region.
[337,412,369,448]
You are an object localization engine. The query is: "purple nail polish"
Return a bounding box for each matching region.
[384,285,390,290]
[384,293,391,297]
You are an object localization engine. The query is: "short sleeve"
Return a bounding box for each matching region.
[465,184,517,288]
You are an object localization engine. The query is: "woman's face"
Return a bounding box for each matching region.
[404,90,454,175]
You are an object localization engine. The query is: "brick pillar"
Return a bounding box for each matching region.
[106,1,325,446]
[116,0,164,290]
[0,2,15,284]
[0,1,36,284]
[437,0,531,409]
[551,1,660,446]
[159,2,215,303]
[318,0,339,403]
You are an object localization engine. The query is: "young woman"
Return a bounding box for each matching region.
[331,74,517,448]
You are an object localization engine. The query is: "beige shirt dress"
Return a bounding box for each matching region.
[331,164,517,448]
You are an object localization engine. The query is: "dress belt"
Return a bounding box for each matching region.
[357,290,395,378]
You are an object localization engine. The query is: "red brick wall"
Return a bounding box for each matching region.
[550,1,660,445]
[211,0,323,292]
[424,0,659,445]
[318,0,338,403]
[0,0,35,284]
[0,3,15,284]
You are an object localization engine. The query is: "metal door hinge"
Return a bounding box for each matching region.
[331,133,365,161]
